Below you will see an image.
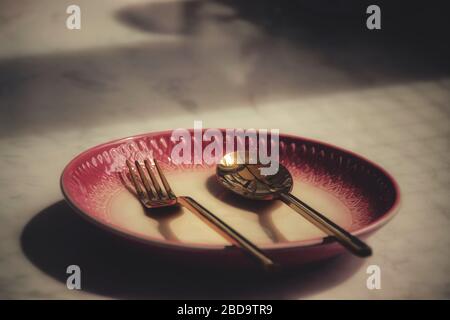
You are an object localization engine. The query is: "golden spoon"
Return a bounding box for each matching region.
[216,152,372,257]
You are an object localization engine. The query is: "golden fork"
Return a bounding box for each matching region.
[125,159,275,270]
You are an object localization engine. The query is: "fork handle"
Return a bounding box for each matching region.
[178,196,276,270]
[280,192,372,257]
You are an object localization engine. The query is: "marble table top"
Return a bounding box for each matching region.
[0,0,449,299]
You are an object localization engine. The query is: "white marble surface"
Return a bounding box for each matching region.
[0,0,449,299]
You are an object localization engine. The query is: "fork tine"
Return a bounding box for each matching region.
[134,160,157,200]
[126,160,148,203]
[153,159,176,199]
[144,159,163,198]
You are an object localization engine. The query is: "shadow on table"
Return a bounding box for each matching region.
[2,0,449,138]
[21,200,365,299]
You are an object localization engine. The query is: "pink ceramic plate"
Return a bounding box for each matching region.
[61,130,400,268]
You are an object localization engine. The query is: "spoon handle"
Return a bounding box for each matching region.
[280,193,372,257]
[178,196,277,270]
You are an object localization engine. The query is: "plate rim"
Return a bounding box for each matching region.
[60,129,401,252]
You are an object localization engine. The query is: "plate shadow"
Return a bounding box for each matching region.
[21,201,365,299]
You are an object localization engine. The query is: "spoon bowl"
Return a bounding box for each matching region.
[217,152,294,200]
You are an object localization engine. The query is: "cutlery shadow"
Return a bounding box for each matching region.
[205,175,288,243]
[21,201,364,299]
[145,206,183,243]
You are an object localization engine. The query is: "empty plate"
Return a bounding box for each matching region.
[61,130,400,268]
